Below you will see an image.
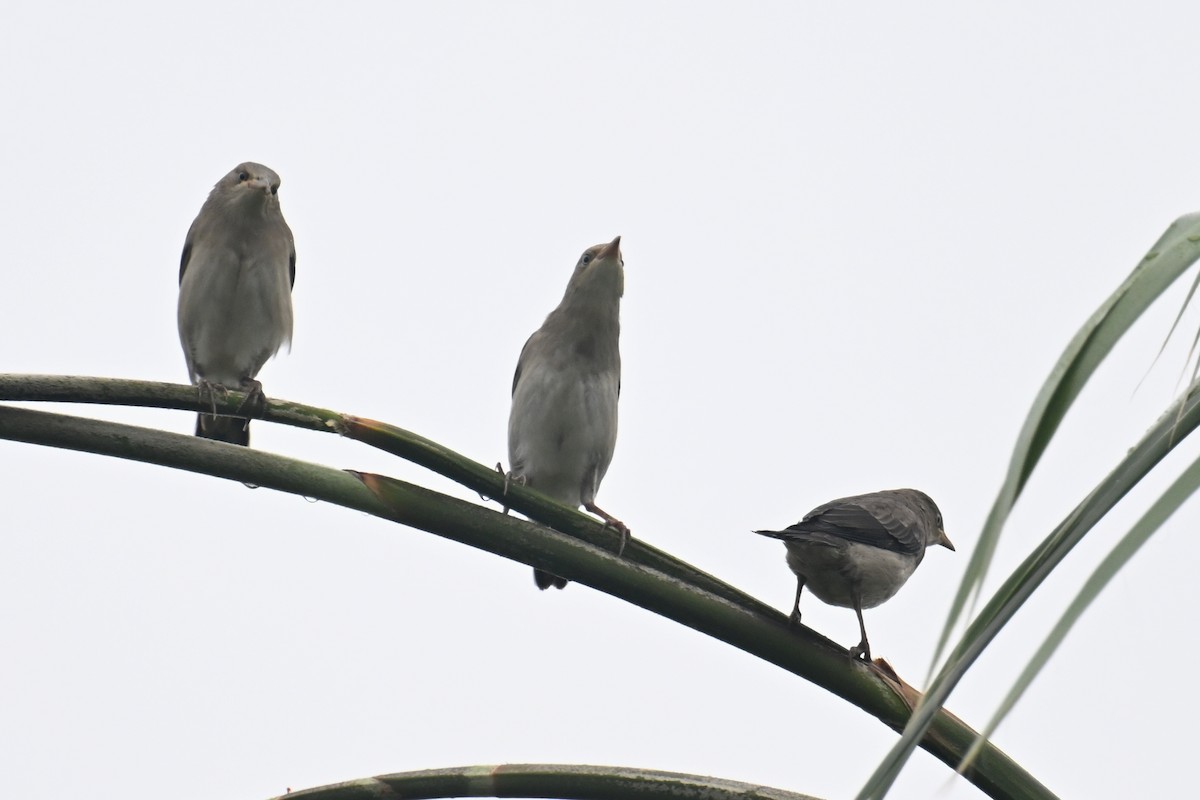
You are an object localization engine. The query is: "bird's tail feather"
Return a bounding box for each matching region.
[196,413,250,446]
[754,528,789,540]
[534,569,568,590]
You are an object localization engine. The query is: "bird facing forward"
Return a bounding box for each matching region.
[177,162,295,446]
[508,236,627,590]
[755,488,954,660]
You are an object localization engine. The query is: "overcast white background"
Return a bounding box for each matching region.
[2,3,1198,799]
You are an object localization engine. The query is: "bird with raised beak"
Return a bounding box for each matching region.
[755,488,954,660]
[177,162,295,446]
[507,236,628,590]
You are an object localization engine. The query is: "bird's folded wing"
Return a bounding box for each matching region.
[790,499,924,554]
[511,330,543,395]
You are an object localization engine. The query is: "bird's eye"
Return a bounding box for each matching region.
[238,171,249,182]
[581,254,592,265]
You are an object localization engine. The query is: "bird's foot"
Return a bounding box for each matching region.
[196,380,229,417]
[502,467,527,496]
[849,640,872,661]
[236,378,267,418]
[585,502,630,556]
[788,610,803,627]
[496,465,525,514]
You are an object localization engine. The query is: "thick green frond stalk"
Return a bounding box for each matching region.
[958,449,1200,770]
[267,764,823,800]
[858,379,1200,799]
[0,373,346,432]
[0,374,769,612]
[0,404,1052,800]
[931,212,1200,672]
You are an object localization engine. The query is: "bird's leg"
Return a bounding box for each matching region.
[584,502,630,556]
[849,602,871,661]
[789,578,805,626]
[230,377,267,434]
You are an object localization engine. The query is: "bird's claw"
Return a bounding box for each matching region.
[498,464,525,497]
[849,641,872,662]
[585,502,630,556]
[608,520,631,556]
[494,464,525,514]
[236,378,267,417]
[196,380,229,417]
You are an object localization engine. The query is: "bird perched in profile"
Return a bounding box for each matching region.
[755,488,954,660]
[177,162,295,446]
[508,236,627,590]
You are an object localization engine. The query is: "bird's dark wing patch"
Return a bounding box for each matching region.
[289,249,296,289]
[787,499,923,554]
[512,331,540,396]
[179,239,192,285]
[754,529,840,548]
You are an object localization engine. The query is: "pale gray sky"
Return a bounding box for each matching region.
[2,3,1198,798]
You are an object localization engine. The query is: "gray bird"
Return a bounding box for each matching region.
[508,236,627,590]
[177,162,295,446]
[755,488,954,660]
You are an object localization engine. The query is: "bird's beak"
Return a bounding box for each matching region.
[246,175,272,194]
[937,529,955,551]
[599,235,622,260]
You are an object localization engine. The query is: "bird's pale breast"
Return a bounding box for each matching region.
[178,240,293,385]
[785,540,919,609]
[508,362,619,507]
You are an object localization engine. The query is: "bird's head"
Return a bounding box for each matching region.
[214,162,282,208]
[564,235,624,302]
[911,489,954,551]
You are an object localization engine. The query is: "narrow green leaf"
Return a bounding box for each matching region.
[931,212,1200,674]
[1148,252,1200,380]
[958,450,1200,771]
